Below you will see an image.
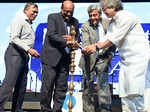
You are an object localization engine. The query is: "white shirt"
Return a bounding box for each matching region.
[98,22,107,54]
[106,10,149,97]
[10,12,35,51]
[98,22,106,42]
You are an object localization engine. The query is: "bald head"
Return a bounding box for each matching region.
[61,0,74,22]
[61,0,74,9]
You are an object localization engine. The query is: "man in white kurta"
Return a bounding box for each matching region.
[145,46,150,112]
[82,0,149,111]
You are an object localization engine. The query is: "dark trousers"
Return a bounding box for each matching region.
[0,44,29,112]
[40,58,69,112]
[82,60,112,112]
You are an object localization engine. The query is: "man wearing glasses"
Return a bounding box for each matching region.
[40,0,80,112]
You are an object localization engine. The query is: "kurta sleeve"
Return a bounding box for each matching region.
[106,12,137,46]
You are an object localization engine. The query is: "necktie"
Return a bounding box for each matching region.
[64,22,70,54]
[25,19,32,24]
[64,22,71,35]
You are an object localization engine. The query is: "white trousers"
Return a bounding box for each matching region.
[145,58,150,112]
[121,95,146,112]
[144,88,150,112]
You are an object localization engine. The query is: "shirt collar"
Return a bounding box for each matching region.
[25,19,33,24]
[22,12,33,24]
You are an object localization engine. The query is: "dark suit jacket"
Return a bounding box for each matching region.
[41,13,80,67]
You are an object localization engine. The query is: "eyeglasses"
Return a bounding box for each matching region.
[63,10,73,14]
[89,13,99,17]
[101,7,107,11]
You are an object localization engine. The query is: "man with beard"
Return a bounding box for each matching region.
[40,0,80,112]
[79,4,116,112]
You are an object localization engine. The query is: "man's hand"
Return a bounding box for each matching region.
[66,40,73,45]
[66,41,79,49]
[82,44,96,54]
[27,48,40,58]
[63,35,73,41]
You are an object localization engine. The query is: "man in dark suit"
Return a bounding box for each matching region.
[40,0,80,112]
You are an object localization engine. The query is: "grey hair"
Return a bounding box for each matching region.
[100,0,123,11]
[88,4,102,14]
[24,2,38,13]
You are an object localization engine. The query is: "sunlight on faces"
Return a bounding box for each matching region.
[25,5,38,21]
[89,10,101,27]
[101,3,116,18]
[61,1,74,22]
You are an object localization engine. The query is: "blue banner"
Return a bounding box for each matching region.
[29,23,150,93]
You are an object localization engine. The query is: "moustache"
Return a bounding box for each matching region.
[64,13,72,18]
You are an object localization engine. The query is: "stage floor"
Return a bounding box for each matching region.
[5,92,122,112]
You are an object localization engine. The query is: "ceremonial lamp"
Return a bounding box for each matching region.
[67,25,79,112]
